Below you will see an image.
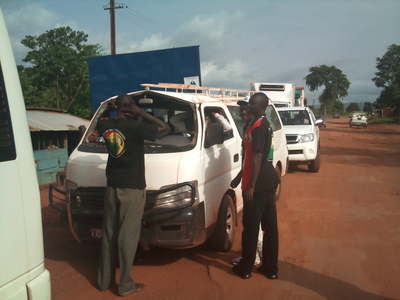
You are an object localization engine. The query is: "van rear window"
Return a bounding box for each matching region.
[0,65,16,162]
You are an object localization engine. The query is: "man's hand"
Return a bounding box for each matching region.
[107,99,117,111]
[244,186,254,202]
[120,101,141,118]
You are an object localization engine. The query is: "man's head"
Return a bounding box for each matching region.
[248,92,269,117]
[115,94,135,110]
[114,94,137,119]
[237,96,252,123]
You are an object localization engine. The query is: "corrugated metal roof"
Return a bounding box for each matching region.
[26,109,90,132]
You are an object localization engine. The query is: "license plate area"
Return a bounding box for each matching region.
[91,228,102,238]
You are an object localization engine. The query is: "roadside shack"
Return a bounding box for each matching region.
[26,108,89,185]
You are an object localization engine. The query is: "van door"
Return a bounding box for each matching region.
[200,103,242,228]
[266,104,288,178]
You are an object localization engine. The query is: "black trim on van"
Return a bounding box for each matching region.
[0,64,16,162]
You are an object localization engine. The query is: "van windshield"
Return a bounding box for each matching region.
[78,92,197,154]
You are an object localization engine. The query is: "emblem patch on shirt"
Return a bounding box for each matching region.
[103,129,126,158]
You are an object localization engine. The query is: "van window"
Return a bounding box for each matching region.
[79,93,197,153]
[0,65,16,162]
[227,104,281,138]
[265,106,282,131]
[226,105,244,138]
[204,107,233,142]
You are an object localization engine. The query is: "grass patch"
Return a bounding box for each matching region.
[368,116,400,124]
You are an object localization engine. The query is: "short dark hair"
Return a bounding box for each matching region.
[251,92,269,109]
[115,94,133,110]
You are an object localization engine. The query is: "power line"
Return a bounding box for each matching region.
[103,0,127,54]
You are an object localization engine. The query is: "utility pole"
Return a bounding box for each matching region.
[103,1,127,55]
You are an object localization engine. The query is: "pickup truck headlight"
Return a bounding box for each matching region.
[300,133,314,143]
[154,183,196,210]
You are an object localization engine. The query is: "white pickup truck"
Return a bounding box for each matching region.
[277,106,323,172]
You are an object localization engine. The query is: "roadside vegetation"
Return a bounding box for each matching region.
[18,27,102,119]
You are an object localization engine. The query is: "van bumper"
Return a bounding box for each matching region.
[50,183,206,248]
[140,201,206,249]
[27,268,51,300]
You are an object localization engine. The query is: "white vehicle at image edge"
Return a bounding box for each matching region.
[277,106,322,172]
[0,7,51,300]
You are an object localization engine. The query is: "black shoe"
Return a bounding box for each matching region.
[258,266,278,280]
[232,265,252,279]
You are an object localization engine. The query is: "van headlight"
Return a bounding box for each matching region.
[154,182,196,209]
[299,133,314,143]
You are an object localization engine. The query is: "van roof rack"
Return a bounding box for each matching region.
[141,83,255,99]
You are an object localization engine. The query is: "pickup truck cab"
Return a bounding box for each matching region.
[277,106,322,172]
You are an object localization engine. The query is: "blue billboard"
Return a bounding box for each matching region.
[88,46,201,111]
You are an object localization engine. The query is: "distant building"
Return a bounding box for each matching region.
[26,108,89,185]
[372,107,396,118]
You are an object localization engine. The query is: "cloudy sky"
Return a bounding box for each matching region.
[1,0,399,106]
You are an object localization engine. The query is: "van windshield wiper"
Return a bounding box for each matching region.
[144,142,185,151]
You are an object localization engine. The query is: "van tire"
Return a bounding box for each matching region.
[274,165,282,201]
[210,195,236,252]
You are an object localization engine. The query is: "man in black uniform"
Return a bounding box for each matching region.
[97,94,170,296]
[232,92,280,280]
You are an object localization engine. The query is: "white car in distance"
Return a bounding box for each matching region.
[277,106,322,172]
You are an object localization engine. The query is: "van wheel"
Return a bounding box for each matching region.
[274,165,282,201]
[210,195,236,252]
[363,124,368,129]
[308,150,320,173]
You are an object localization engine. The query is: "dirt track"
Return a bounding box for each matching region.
[41,117,400,300]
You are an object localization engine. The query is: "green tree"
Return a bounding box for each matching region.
[319,100,344,115]
[304,65,351,115]
[372,44,400,111]
[332,100,344,112]
[21,26,102,118]
[346,102,360,112]
[363,102,374,113]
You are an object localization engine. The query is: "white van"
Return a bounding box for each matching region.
[50,84,287,252]
[0,8,51,300]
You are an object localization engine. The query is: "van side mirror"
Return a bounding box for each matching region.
[205,123,224,148]
[79,125,86,139]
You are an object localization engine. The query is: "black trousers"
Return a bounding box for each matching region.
[239,189,279,274]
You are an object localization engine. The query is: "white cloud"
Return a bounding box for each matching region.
[2,0,399,105]
[201,59,250,89]
[5,3,58,36]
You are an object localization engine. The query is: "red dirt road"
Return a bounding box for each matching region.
[41,117,400,300]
